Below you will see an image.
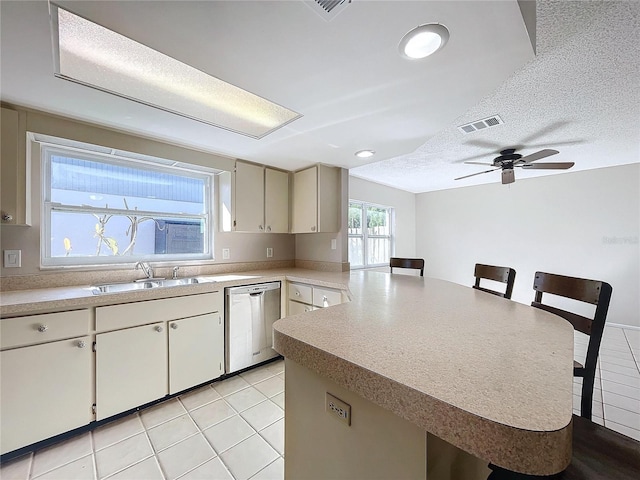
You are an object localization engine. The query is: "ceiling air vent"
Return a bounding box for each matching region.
[305,0,352,21]
[457,115,504,135]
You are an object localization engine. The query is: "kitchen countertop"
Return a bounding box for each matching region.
[1,268,574,475]
[0,268,351,317]
[273,270,575,476]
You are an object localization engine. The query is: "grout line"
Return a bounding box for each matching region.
[90,431,98,480]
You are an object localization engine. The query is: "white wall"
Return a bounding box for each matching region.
[349,176,416,258]
[415,164,640,328]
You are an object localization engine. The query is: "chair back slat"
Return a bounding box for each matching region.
[390,257,424,276]
[533,272,604,305]
[531,301,593,335]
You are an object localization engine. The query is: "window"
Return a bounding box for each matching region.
[348,201,393,268]
[41,140,215,267]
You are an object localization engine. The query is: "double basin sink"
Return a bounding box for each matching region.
[91,274,259,295]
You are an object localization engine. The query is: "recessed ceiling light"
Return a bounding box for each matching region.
[399,23,450,60]
[355,150,375,158]
[50,5,301,139]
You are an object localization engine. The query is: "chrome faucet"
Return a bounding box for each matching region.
[135,261,154,279]
[172,266,180,279]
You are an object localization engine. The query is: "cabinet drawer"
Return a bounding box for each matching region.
[288,299,315,316]
[313,287,343,308]
[1,310,90,349]
[288,283,313,304]
[96,292,221,332]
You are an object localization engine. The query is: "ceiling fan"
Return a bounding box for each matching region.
[454,148,575,185]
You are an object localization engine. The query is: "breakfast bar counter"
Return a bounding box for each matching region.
[273,270,575,477]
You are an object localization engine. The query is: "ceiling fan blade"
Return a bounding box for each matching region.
[516,149,559,164]
[520,162,575,170]
[463,161,494,166]
[454,167,500,181]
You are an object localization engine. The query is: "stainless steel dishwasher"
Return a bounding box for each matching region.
[225,282,281,373]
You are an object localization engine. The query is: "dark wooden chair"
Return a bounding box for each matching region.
[488,414,640,479]
[390,257,424,276]
[473,264,516,299]
[531,271,613,420]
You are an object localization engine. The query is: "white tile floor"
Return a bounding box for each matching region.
[2,326,639,480]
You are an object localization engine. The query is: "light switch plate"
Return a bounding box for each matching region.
[222,248,230,260]
[4,249,22,268]
[331,239,337,250]
[267,247,273,258]
[326,392,351,426]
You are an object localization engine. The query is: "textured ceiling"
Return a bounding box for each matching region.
[1,1,637,193]
[351,0,640,192]
[0,0,534,175]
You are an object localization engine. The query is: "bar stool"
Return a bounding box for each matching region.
[472,264,516,299]
[389,257,424,276]
[531,271,612,420]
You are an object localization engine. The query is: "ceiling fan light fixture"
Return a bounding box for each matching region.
[399,23,449,59]
[355,150,376,158]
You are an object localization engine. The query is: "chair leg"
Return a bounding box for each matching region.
[581,374,595,420]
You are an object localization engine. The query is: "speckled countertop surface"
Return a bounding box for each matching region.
[0,268,351,316]
[0,268,574,475]
[273,270,575,476]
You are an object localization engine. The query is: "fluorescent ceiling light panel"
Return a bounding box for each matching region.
[51,5,301,138]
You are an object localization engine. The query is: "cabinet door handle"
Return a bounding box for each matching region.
[171,323,178,330]
[155,325,164,333]
[77,340,86,348]
[37,324,48,333]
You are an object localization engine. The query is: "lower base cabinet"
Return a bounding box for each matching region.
[169,313,224,394]
[96,323,168,421]
[0,337,93,454]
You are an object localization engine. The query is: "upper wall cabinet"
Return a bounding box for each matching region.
[0,107,30,226]
[292,164,340,234]
[232,161,289,233]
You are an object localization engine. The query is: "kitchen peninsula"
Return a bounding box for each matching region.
[0,268,574,477]
[273,270,575,479]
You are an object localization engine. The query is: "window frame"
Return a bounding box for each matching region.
[348,200,394,269]
[40,142,215,268]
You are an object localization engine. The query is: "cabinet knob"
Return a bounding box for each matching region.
[171,323,178,330]
[37,324,48,333]
[2,213,13,222]
[311,226,316,232]
[259,225,264,230]
[77,340,86,348]
[266,226,271,232]
[323,296,329,307]
[155,325,164,333]
[295,291,300,296]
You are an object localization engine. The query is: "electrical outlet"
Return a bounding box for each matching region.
[3,250,21,268]
[222,248,230,260]
[326,392,351,426]
[267,247,273,258]
[331,239,337,250]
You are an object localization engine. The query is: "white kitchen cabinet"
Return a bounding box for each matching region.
[169,313,224,394]
[264,167,289,233]
[96,322,168,420]
[1,336,93,454]
[0,107,30,226]
[233,161,289,233]
[287,281,346,316]
[292,164,340,233]
[95,292,223,420]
